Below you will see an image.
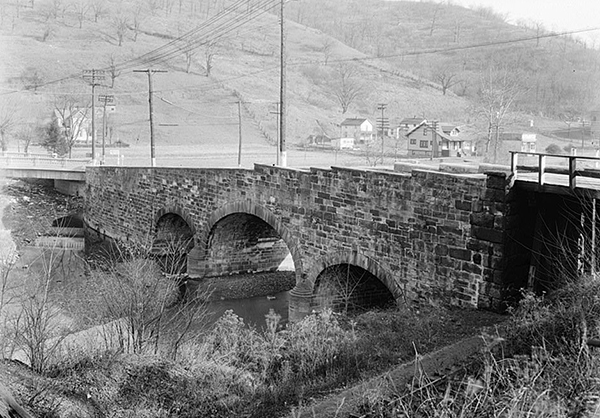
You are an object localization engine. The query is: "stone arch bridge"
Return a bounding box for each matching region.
[85,163,514,320]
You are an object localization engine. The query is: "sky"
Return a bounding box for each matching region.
[453,0,600,44]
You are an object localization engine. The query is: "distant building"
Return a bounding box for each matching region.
[53,108,91,143]
[590,108,600,138]
[398,117,427,132]
[339,118,374,145]
[499,132,537,153]
[406,121,468,157]
[331,137,355,150]
[304,134,333,147]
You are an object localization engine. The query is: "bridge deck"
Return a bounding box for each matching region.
[0,154,87,181]
[511,151,600,198]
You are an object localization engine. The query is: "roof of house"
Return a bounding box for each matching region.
[399,117,426,125]
[406,121,456,142]
[340,118,369,126]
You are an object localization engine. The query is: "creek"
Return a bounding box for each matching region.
[205,289,291,328]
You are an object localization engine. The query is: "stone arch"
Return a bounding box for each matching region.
[153,206,196,274]
[154,206,196,237]
[197,200,303,277]
[305,250,403,303]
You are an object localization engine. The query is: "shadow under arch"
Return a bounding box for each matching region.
[304,251,403,308]
[154,205,197,236]
[195,200,303,279]
[153,205,197,274]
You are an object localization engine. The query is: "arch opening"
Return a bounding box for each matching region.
[312,264,395,314]
[153,213,195,275]
[205,212,295,277]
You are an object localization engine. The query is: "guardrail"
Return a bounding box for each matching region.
[0,154,90,170]
[510,151,600,190]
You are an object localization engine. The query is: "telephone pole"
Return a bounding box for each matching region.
[278,0,287,167]
[134,69,167,167]
[376,103,388,165]
[237,100,243,167]
[98,95,115,165]
[83,69,106,165]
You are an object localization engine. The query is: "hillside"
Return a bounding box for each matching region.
[1,0,598,166]
[288,0,600,119]
[0,0,471,165]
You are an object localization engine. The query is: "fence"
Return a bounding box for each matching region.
[510,151,600,190]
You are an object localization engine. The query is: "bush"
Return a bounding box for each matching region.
[545,144,563,155]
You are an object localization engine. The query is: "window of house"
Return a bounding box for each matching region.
[423,127,428,135]
[410,138,416,145]
[420,140,428,148]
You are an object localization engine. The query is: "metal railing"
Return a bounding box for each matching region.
[510,151,600,190]
[0,153,90,171]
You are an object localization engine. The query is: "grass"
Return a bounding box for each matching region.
[352,277,600,418]
[1,299,504,418]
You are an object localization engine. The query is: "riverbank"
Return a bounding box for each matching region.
[0,178,510,418]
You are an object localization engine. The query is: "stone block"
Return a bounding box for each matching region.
[470,212,495,228]
[449,247,471,261]
[472,226,504,244]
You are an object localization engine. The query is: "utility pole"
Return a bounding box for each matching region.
[431,120,439,159]
[270,102,280,164]
[279,0,287,167]
[134,69,167,167]
[237,100,243,167]
[83,69,105,165]
[98,95,114,165]
[376,103,388,165]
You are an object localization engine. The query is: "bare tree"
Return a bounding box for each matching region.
[204,40,218,76]
[72,0,89,28]
[131,4,144,42]
[107,54,121,88]
[329,64,363,114]
[53,95,91,157]
[429,2,443,36]
[113,16,129,46]
[0,103,17,152]
[321,38,334,65]
[16,124,35,154]
[89,0,105,22]
[476,66,525,163]
[432,64,461,95]
[183,41,197,74]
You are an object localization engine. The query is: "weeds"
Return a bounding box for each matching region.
[355,277,600,418]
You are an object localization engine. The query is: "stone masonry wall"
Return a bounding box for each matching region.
[85,165,509,310]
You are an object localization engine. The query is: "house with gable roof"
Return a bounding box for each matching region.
[406,120,469,157]
[337,117,374,149]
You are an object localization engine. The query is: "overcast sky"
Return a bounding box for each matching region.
[453,0,600,43]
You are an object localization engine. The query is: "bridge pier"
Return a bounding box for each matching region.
[288,284,314,322]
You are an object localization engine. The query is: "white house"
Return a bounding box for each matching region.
[53,108,91,143]
[331,137,355,150]
[339,118,374,145]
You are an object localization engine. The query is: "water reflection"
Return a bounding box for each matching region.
[206,290,290,329]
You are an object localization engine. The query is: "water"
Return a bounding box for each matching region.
[205,290,290,329]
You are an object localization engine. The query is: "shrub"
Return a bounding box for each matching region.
[545,144,563,155]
